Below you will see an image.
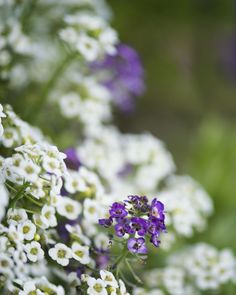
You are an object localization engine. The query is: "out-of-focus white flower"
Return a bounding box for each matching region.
[0,104,6,137]
[158,175,213,237]
[64,169,87,194]
[59,12,118,61]
[0,184,9,221]
[57,196,81,220]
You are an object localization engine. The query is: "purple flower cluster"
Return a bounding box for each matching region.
[91,43,145,113]
[99,196,166,255]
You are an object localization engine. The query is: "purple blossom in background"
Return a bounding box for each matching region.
[99,195,166,255]
[91,43,145,113]
[64,148,81,170]
[96,254,110,269]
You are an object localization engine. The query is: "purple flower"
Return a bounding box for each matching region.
[150,234,160,248]
[98,196,166,255]
[109,202,128,218]
[148,216,166,233]
[64,148,80,170]
[96,255,110,269]
[91,43,145,113]
[150,199,165,220]
[99,217,113,228]
[114,223,126,237]
[130,217,148,236]
[127,237,147,254]
[117,163,133,178]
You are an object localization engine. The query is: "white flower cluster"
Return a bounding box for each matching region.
[1,143,67,198]
[169,243,236,291]
[59,12,118,62]
[0,105,44,148]
[57,75,112,127]
[77,126,213,241]
[81,270,130,295]
[158,175,213,237]
[10,277,65,295]
[78,126,175,190]
[143,266,200,295]
[0,16,32,79]
[143,243,236,294]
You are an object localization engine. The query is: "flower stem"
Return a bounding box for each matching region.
[10,182,30,208]
[125,258,143,284]
[26,52,77,122]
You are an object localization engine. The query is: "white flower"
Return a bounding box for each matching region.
[119,279,129,295]
[18,220,36,241]
[0,236,8,251]
[64,170,87,194]
[87,277,108,295]
[0,104,6,138]
[65,224,90,245]
[8,224,24,244]
[12,247,27,265]
[21,159,40,183]
[33,213,48,229]
[24,241,44,262]
[0,104,6,118]
[49,243,72,266]
[42,155,62,176]
[59,93,81,118]
[1,127,19,147]
[99,27,118,55]
[100,270,118,288]
[19,281,43,295]
[0,253,14,278]
[71,242,90,265]
[0,184,9,221]
[83,199,103,223]
[94,233,110,251]
[57,197,81,220]
[41,205,57,228]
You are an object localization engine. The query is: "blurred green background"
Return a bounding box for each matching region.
[109,0,236,251]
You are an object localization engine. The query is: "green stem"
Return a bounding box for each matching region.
[10,182,30,208]
[6,181,43,207]
[21,0,38,32]
[112,247,129,280]
[26,52,77,122]
[119,270,137,288]
[20,208,39,214]
[113,248,129,268]
[125,259,143,284]
[25,194,43,207]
